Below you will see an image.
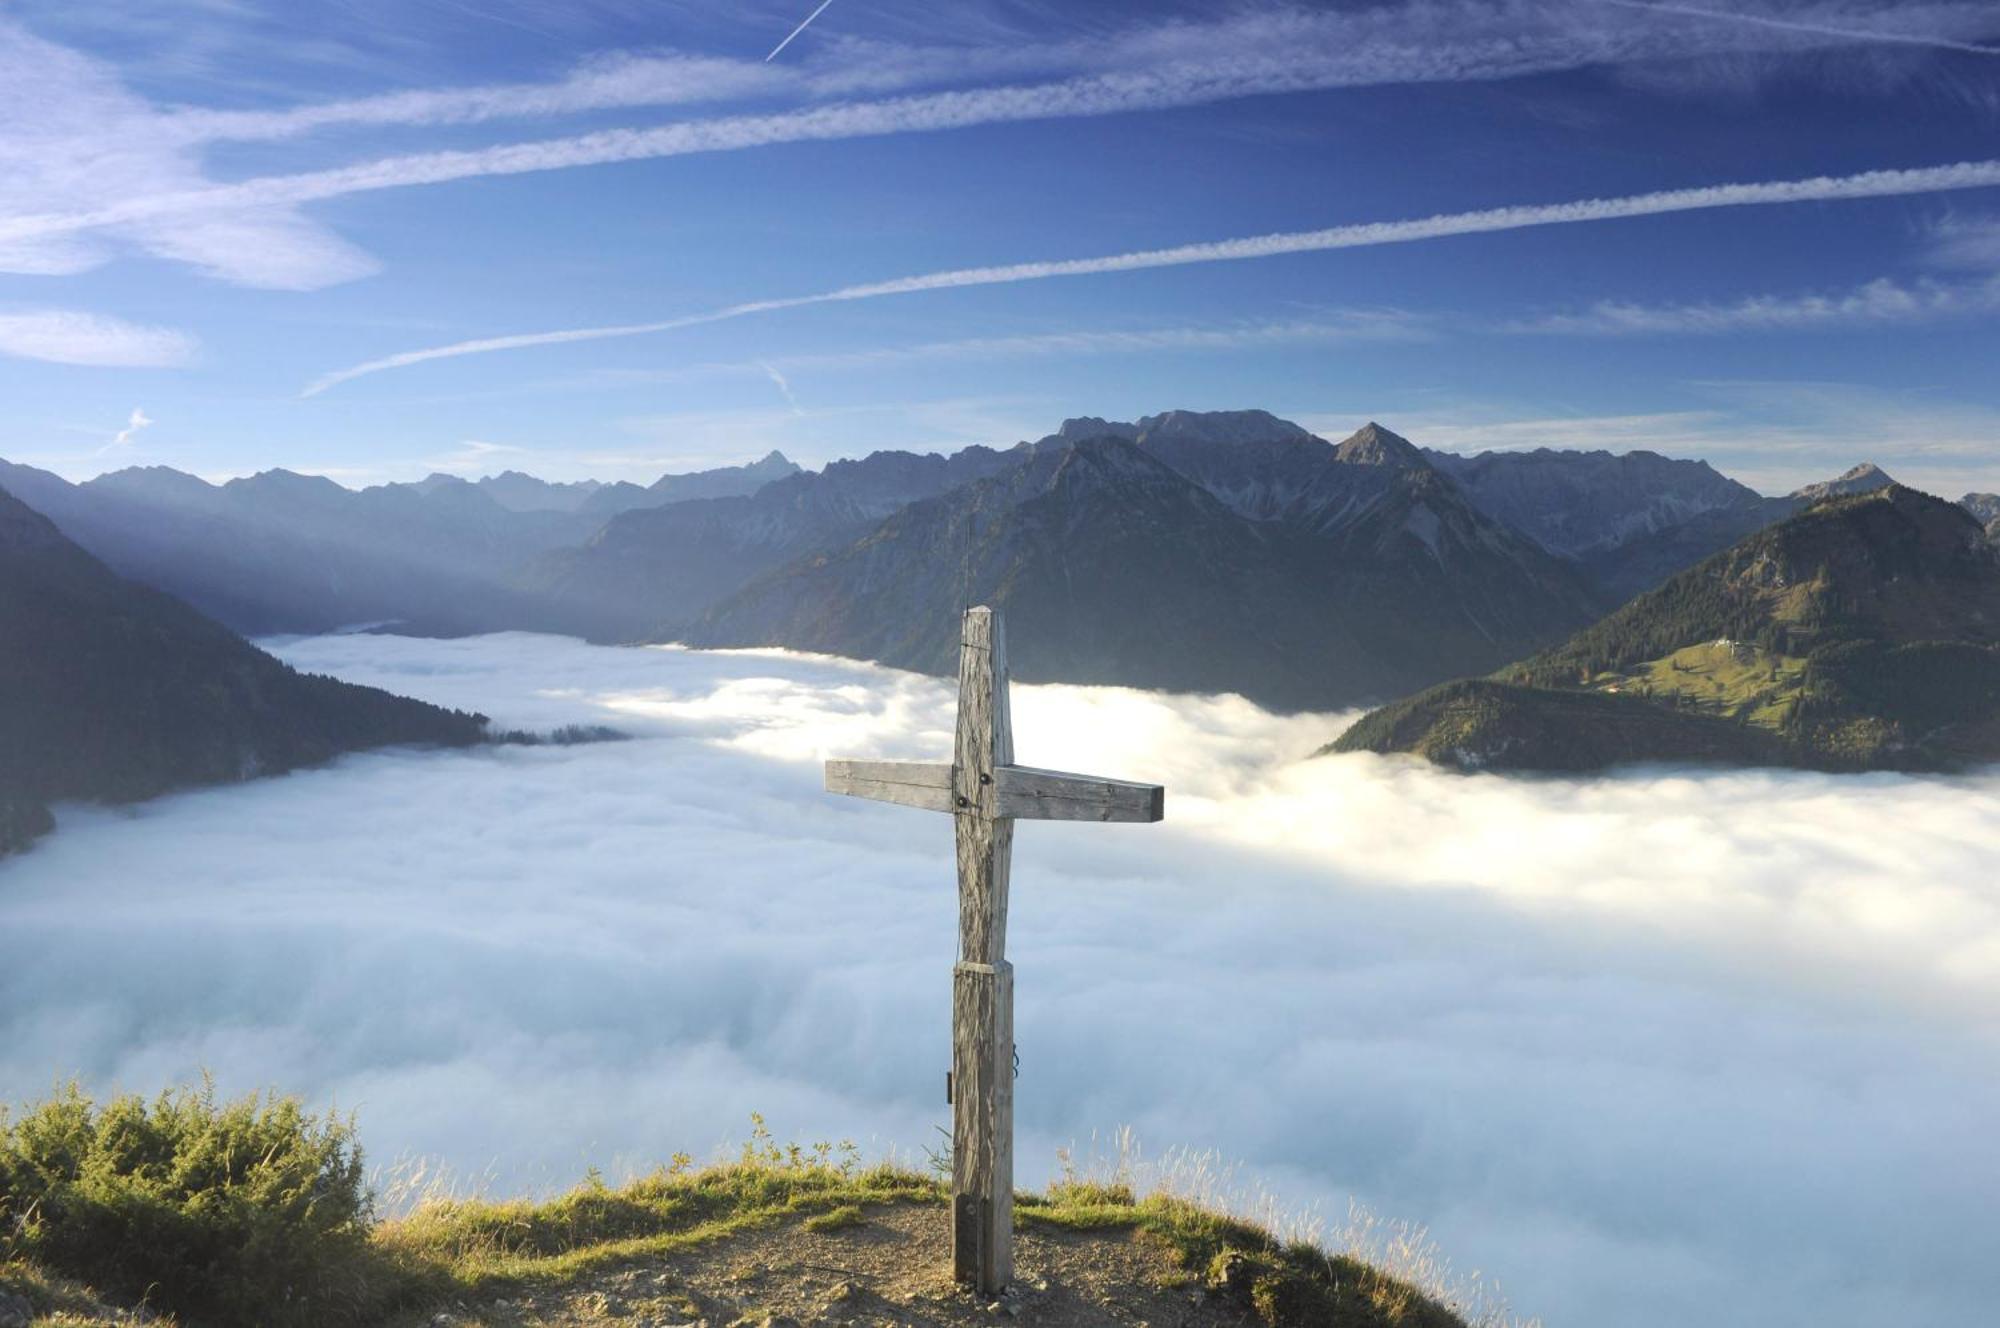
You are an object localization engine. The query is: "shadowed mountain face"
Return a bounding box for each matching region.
[684,419,1603,711]
[0,484,487,858]
[1425,447,1771,557]
[1334,486,2000,773]
[523,446,1020,641]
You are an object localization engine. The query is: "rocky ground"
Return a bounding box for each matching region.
[424,1202,1254,1328]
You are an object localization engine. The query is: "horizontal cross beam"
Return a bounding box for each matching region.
[825,759,1163,823]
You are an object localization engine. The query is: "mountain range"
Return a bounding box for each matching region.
[686,417,1602,710]
[5,408,1996,756]
[1333,486,2000,772]
[0,483,488,859]
[0,450,799,637]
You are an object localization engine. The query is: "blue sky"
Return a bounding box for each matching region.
[2,0,1998,495]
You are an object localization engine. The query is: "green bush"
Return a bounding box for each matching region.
[0,1080,378,1326]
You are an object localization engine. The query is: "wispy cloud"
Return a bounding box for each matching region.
[1596,0,2000,59]
[757,359,804,413]
[425,439,531,473]
[9,4,1999,289]
[1922,211,2000,269]
[597,313,1436,389]
[142,2,2000,146]
[302,158,2000,394]
[103,406,154,454]
[1510,273,2000,335]
[0,309,196,367]
[159,53,793,144]
[0,21,378,289]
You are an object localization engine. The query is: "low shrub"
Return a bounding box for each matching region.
[0,1080,399,1326]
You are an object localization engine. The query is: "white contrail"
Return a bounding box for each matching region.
[0,71,1342,252]
[767,0,837,62]
[1595,0,2000,57]
[302,157,2000,396]
[11,5,1993,261]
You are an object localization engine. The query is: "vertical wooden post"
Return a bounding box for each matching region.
[951,607,1014,1294]
[825,604,1162,1294]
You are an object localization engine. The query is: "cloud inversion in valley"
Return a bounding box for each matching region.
[0,632,1995,1328]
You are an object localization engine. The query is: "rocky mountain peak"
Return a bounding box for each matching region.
[1335,422,1429,469]
[1047,409,1314,449]
[1053,416,1143,444]
[1790,462,1896,505]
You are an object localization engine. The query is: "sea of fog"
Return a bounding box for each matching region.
[3,632,1998,1327]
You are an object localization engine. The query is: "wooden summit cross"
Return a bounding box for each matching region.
[824,606,1164,1294]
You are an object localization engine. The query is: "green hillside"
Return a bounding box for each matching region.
[1332,487,2000,772]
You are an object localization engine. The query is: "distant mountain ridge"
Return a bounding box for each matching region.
[1333,485,2000,772]
[0,483,487,858]
[0,451,801,639]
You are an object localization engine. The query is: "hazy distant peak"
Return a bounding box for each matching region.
[1335,422,1428,468]
[1790,462,1896,504]
[227,469,346,498]
[83,465,221,507]
[470,471,599,513]
[92,464,202,483]
[646,449,804,500]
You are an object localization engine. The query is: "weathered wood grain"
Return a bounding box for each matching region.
[823,759,955,812]
[951,608,1016,1295]
[952,959,1013,1293]
[994,764,1165,822]
[954,607,1013,967]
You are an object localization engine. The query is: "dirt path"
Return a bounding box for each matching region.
[435,1202,1255,1328]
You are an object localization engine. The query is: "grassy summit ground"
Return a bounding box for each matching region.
[0,1088,1486,1328]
